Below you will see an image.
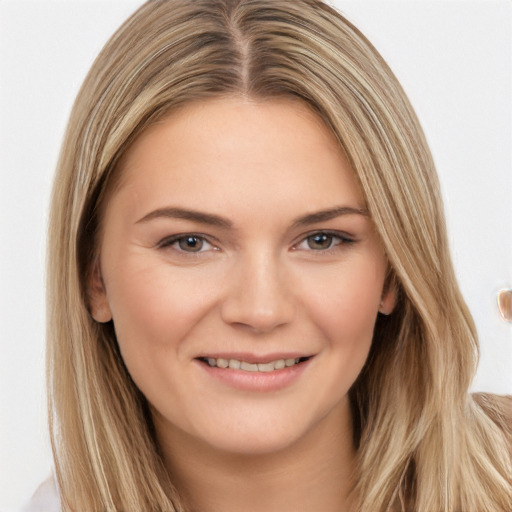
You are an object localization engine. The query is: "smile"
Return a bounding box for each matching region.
[199,356,310,372]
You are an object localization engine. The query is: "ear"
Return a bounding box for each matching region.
[87,259,112,323]
[379,271,398,315]
[379,288,397,315]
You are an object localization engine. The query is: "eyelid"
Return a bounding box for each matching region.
[156,233,219,252]
[155,230,355,253]
[292,229,356,251]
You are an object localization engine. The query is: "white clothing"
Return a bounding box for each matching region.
[20,476,60,512]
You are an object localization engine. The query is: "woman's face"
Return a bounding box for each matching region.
[90,97,395,456]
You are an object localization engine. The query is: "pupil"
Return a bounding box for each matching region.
[308,233,332,250]
[179,236,202,252]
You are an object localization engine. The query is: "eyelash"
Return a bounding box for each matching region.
[292,230,355,254]
[157,230,355,255]
[157,233,217,254]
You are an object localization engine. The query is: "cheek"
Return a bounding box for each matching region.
[103,262,224,414]
[103,257,221,367]
[288,258,385,420]
[301,258,385,344]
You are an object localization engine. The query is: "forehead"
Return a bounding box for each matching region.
[107,96,366,220]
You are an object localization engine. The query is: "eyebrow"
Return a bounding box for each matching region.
[136,207,233,228]
[291,206,369,228]
[136,205,369,229]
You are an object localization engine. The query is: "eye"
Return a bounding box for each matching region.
[158,234,215,253]
[294,231,354,252]
[177,235,206,252]
[306,233,335,250]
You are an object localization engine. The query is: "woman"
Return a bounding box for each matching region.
[41,0,511,510]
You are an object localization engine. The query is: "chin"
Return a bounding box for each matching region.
[183,399,344,459]
[196,426,310,458]
[153,400,326,459]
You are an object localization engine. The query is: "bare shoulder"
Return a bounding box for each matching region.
[472,392,512,437]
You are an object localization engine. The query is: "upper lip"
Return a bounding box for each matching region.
[195,352,314,364]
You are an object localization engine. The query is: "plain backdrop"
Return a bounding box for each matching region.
[1,1,511,509]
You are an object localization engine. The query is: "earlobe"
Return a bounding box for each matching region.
[379,276,398,315]
[378,267,398,315]
[379,289,397,315]
[87,261,112,323]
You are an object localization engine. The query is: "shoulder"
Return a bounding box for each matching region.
[20,475,60,512]
[472,392,512,427]
[472,392,512,447]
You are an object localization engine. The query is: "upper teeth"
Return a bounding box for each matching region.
[205,357,301,372]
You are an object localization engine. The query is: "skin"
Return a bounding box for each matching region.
[90,96,395,512]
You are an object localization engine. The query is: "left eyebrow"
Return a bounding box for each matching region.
[291,206,369,229]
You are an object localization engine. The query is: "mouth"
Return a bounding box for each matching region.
[196,356,312,373]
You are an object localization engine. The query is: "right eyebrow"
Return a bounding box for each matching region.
[135,207,233,229]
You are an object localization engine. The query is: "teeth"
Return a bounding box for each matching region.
[274,359,286,370]
[228,359,241,369]
[203,357,304,372]
[240,361,258,372]
[257,362,275,372]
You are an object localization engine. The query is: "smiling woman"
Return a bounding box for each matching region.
[39,1,512,511]
[89,98,395,470]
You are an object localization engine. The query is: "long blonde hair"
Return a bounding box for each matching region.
[47,1,512,510]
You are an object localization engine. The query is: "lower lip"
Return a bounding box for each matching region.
[196,359,313,392]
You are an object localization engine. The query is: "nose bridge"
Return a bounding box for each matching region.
[220,247,295,332]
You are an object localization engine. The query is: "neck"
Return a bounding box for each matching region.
[156,400,357,512]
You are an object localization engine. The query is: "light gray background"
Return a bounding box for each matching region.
[1,1,511,509]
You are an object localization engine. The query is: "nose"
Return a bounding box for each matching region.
[220,252,295,333]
